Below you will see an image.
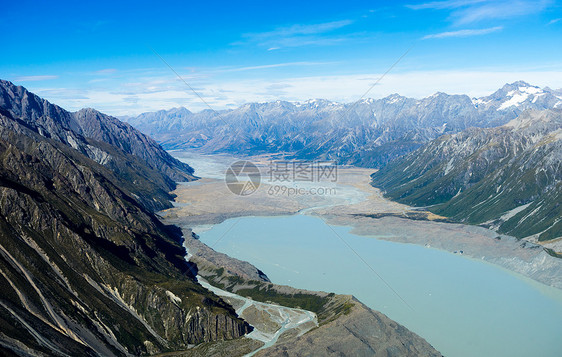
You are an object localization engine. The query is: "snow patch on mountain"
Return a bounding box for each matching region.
[519,85,542,94]
[498,91,530,110]
[496,85,548,110]
[471,98,490,107]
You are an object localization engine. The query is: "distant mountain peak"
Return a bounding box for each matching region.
[380,93,405,104]
[168,106,192,114]
[470,81,553,111]
[496,80,539,94]
[125,81,561,168]
[292,98,340,109]
[509,80,534,87]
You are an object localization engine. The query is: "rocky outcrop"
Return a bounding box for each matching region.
[187,229,271,283]
[255,297,442,357]
[125,81,562,168]
[182,232,442,357]
[0,82,251,356]
[371,109,562,243]
[73,108,194,182]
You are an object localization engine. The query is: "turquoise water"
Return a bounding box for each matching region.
[196,214,562,357]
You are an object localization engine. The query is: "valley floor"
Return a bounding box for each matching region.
[162,154,562,289]
[158,152,562,357]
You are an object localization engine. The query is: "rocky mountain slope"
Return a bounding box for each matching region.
[371,109,562,245]
[73,108,194,182]
[0,80,195,211]
[0,81,251,356]
[125,81,562,167]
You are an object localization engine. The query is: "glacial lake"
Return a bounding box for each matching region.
[194,214,562,357]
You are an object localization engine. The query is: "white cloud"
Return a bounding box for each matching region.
[408,0,552,25]
[212,61,333,73]
[236,19,354,49]
[94,68,118,75]
[15,75,58,82]
[423,26,502,39]
[407,0,487,10]
[248,20,353,38]
[30,70,562,116]
[547,18,561,25]
[455,1,550,25]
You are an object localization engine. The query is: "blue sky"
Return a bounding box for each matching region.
[1,0,561,115]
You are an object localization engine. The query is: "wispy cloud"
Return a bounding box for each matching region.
[407,0,486,10]
[236,20,354,49]
[214,61,333,73]
[423,26,502,39]
[252,20,353,38]
[94,68,118,75]
[547,18,561,25]
[15,75,58,82]
[408,0,552,25]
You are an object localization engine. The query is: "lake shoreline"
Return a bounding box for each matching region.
[191,213,562,357]
[163,151,562,290]
[162,152,562,357]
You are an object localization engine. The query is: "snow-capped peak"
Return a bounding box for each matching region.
[383,93,403,104]
[518,85,542,95]
[471,97,490,107]
[496,82,545,110]
[293,98,340,108]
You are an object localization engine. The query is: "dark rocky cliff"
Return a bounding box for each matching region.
[0,81,251,356]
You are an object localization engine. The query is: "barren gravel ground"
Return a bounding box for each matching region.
[163,155,562,288]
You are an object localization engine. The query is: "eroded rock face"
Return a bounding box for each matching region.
[0,81,251,356]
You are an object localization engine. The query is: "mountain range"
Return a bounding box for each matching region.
[371,108,562,245]
[124,81,562,167]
